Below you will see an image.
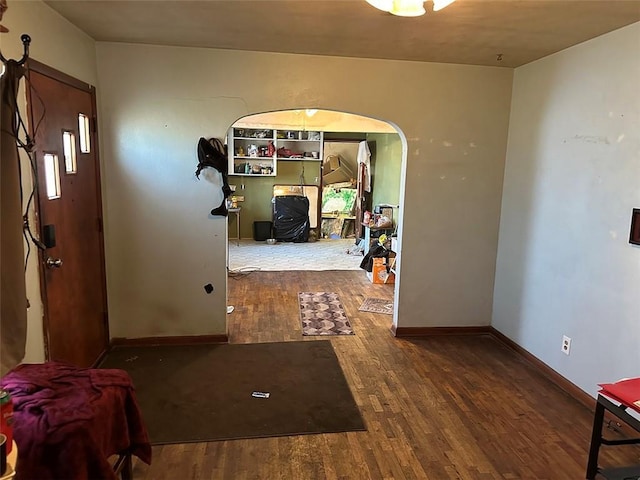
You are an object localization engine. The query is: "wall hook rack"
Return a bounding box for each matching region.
[0,33,31,65]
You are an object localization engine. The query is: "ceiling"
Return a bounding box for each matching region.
[44,0,640,68]
[235,109,397,133]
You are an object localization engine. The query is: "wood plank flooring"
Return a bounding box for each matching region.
[129,271,639,479]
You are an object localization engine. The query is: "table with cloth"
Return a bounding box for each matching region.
[0,362,151,480]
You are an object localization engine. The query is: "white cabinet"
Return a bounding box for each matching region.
[228,128,323,177]
[274,130,323,162]
[228,128,277,176]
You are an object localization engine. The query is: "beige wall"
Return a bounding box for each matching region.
[96,42,512,338]
[2,1,98,362]
[6,3,636,402]
[493,23,640,397]
[2,1,98,85]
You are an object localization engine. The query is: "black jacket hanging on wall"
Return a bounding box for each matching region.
[196,137,232,216]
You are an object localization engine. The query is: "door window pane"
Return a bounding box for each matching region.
[62,131,77,173]
[78,113,91,153]
[44,153,61,199]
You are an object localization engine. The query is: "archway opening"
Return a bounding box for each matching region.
[224,108,406,339]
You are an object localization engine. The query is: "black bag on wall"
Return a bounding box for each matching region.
[195,137,232,216]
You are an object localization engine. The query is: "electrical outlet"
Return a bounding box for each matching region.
[562,335,571,355]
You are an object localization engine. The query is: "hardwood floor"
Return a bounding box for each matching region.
[130,271,639,479]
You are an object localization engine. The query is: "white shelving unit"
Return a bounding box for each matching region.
[274,130,324,162]
[228,128,323,177]
[228,128,277,176]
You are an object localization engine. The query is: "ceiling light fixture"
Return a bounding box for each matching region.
[366,0,455,17]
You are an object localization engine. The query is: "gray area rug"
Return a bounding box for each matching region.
[298,292,354,335]
[358,297,394,315]
[229,239,362,272]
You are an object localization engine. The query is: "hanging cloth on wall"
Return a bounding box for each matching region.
[1,60,29,375]
[195,137,232,216]
[357,141,371,193]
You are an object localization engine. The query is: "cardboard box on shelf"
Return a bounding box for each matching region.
[366,258,395,284]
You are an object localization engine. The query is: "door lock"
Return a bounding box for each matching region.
[46,257,63,268]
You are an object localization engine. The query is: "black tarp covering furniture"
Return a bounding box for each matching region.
[273,195,310,242]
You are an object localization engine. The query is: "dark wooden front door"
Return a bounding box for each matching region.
[28,62,108,367]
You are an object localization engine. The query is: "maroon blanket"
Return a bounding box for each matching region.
[1,362,152,480]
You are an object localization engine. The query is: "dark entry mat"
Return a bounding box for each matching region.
[99,341,366,444]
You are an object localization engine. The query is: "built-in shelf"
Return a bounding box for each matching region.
[228,128,323,176]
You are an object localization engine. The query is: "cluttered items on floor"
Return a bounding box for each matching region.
[368,257,395,284]
[360,233,396,284]
[359,204,398,283]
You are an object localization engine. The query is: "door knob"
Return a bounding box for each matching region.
[46,257,63,268]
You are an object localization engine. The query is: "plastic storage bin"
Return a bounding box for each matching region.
[253,221,273,241]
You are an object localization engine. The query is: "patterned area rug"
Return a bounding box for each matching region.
[358,297,394,315]
[298,292,354,336]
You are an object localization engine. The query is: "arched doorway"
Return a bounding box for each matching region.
[224,109,406,340]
